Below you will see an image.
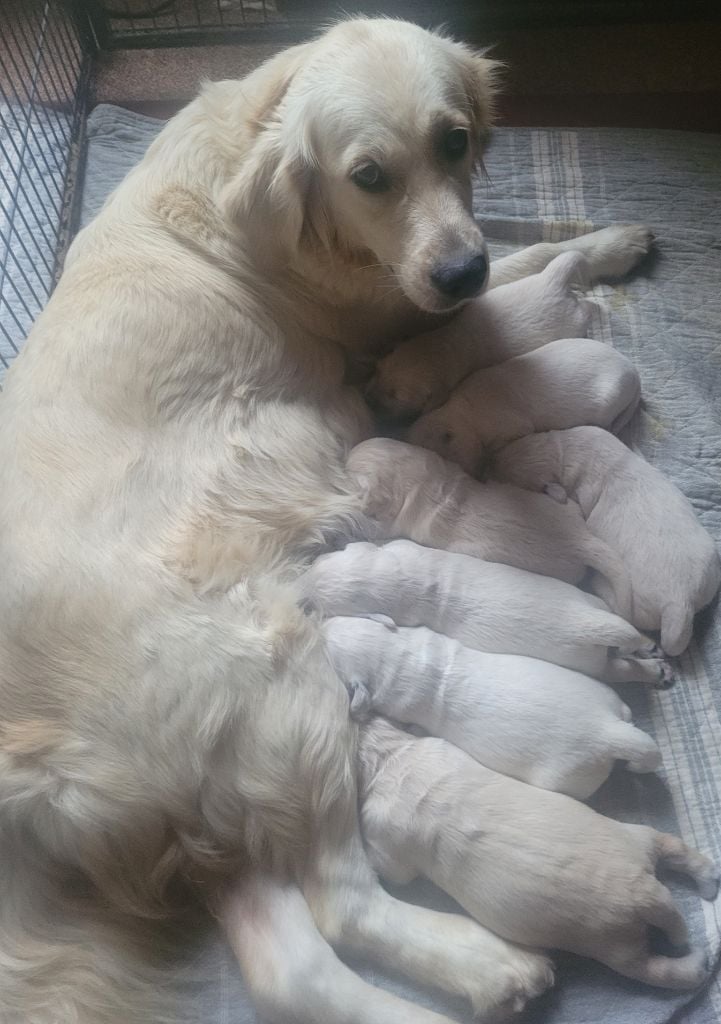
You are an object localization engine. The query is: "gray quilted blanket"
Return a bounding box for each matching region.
[20,105,721,1023]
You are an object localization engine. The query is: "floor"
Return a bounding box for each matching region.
[92,18,721,132]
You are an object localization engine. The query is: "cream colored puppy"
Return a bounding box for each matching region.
[493,427,721,656]
[368,250,593,417]
[301,540,673,687]
[360,719,719,989]
[324,616,661,799]
[347,437,632,617]
[407,338,640,474]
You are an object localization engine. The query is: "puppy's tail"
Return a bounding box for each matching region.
[607,721,662,773]
[660,599,695,657]
[0,833,197,1024]
[584,536,635,624]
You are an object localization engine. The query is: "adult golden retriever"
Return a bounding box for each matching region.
[0,18,656,1024]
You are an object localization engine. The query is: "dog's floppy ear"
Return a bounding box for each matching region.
[460,49,503,144]
[220,42,317,251]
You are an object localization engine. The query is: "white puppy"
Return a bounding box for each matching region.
[324,616,661,799]
[492,427,721,656]
[360,719,719,989]
[347,437,632,617]
[367,250,593,417]
[301,540,673,686]
[406,338,640,474]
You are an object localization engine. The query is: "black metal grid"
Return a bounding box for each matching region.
[0,0,94,374]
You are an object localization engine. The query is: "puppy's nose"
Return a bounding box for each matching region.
[431,252,488,300]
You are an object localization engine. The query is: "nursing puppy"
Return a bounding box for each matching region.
[301,540,673,687]
[347,437,632,616]
[324,616,661,799]
[368,250,593,418]
[360,719,719,989]
[407,338,640,474]
[492,427,721,655]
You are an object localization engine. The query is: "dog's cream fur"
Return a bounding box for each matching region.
[0,17,676,1023]
[324,616,661,799]
[368,249,594,417]
[407,337,641,473]
[360,719,719,989]
[347,437,633,616]
[492,427,721,655]
[301,540,673,687]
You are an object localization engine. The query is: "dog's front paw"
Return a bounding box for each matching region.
[583,224,655,280]
[482,951,555,1021]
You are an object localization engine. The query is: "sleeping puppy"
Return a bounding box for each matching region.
[367,250,593,418]
[406,338,640,474]
[301,540,674,687]
[324,615,661,799]
[492,427,721,655]
[360,719,719,989]
[347,437,632,618]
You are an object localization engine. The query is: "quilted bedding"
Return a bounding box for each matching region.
[20,104,721,1023]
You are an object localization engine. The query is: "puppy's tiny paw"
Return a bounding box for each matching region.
[654,659,676,690]
[482,953,555,1021]
[636,640,663,659]
[347,679,372,719]
[632,641,676,689]
[697,862,720,902]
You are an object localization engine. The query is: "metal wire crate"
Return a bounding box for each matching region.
[0,0,95,375]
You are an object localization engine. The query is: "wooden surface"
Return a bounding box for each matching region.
[92,18,721,132]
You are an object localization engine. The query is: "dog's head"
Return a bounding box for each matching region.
[223,19,500,314]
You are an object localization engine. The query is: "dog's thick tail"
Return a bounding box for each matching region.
[0,834,198,1024]
[660,599,695,657]
[584,536,635,624]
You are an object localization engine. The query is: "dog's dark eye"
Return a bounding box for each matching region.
[443,128,469,160]
[351,162,389,193]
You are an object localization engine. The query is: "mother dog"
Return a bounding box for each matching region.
[0,18,656,1024]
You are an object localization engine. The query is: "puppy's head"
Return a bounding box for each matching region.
[406,409,488,477]
[225,19,500,313]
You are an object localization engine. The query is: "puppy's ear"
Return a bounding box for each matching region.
[220,43,317,250]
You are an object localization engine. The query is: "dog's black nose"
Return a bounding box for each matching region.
[431,252,488,300]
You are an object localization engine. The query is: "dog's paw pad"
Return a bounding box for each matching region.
[654,660,676,690]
